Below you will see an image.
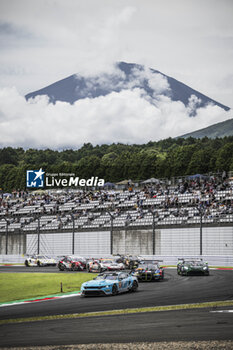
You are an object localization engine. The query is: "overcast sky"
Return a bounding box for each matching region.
[0,0,232,149]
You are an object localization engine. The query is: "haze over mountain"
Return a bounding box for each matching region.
[26,62,229,116]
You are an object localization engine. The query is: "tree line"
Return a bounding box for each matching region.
[0,136,233,191]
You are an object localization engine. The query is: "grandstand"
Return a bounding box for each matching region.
[0,174,232,256]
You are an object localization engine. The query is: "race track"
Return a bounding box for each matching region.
[0,268,233,347]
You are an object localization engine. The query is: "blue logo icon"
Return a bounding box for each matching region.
[26,169,45,188]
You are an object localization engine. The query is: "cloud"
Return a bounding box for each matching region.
[130,66,170,96]
[75,65,170,102]
[0,86,232,149]
[187,95,202,117]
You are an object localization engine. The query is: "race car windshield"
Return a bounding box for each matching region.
[138,264,158,270]
[186,261,202,265]
[147,264,158,269]
[96,274,118,280]
[101,260,114,264]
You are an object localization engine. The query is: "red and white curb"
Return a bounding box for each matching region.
[0,292,81,308]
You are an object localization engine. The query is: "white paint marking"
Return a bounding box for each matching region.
[210,310,233,313]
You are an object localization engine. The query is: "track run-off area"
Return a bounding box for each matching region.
[0,267,233,347]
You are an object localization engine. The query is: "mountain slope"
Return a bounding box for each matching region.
[25,62,229,112]
[180,118,233,139]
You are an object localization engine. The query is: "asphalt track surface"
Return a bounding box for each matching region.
[0,267,233,347]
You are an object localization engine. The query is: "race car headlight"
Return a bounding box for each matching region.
[105,285,110,288]
[203,266,208,270]
[184,266,188,270]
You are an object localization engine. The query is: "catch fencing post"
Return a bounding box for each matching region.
[152,212,155,255]
[4,218,9,255]
[71,213,75,255]
[37,215,40,255]
[108,211,114,255]
[150,209,156,255]
[200,209,203,256]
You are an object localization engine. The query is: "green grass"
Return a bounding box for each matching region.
[0,273,97,303]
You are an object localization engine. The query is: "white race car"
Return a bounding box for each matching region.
[87,258,125,273]
[25,255,57,267]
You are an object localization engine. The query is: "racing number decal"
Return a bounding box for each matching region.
[142,274,152,281]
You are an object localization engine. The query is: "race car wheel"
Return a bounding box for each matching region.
[130,280,138,292]
[129,262,134,270]
[25,260,29,267]
[37,261,42,267]
[58,264,65,271]
[112,284,118,296]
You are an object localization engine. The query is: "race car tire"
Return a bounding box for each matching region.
[112,284,118,296]
[25,260,29,267]
[129,262,134,270]
[37,261,42,267]
[130,280,138,292]
[58,264,65,271]
[72,263,79,271]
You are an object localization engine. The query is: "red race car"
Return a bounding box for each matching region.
[57,256,86,271]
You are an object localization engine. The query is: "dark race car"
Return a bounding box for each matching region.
[133,260,164,281]
[57,256,86,271]
[177,258,209,276]
[115,255,143,270]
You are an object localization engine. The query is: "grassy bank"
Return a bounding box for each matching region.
[0,273,97,303]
